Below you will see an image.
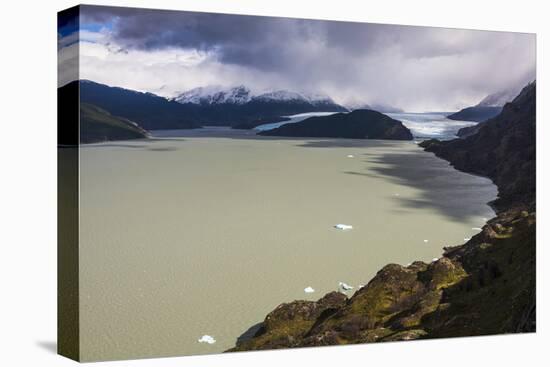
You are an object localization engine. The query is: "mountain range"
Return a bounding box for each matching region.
[172,84,348,125]
[174,85,340,108]
[66,80,349,132]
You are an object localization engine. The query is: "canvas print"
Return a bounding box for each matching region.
[57,5,536,362]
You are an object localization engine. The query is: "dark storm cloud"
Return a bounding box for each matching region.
[80,5,324,71]
[80,6,509,66]
[77,5,536,111]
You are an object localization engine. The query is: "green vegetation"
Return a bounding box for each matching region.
[80,103,149,143]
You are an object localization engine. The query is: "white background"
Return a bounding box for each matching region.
[0,0,547,365]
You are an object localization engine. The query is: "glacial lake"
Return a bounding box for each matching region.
[78,127,496,361]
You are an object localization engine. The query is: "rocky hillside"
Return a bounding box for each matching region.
[229,82,535,352]
[258,109,413,140]
[455,123,483,138]
[421,82,535,212]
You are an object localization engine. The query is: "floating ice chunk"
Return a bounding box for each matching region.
[472,227,482,231]
[347,154,355,158]
[464,237,471,241]
[334,224,353,230]
[339,282,354,291]
[304,286,315,293]
[423,239,429,243]
[432,257,439,262]
[198,335,216,344]
[358,284,364,288]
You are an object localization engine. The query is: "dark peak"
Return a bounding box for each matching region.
[511,80,536,104]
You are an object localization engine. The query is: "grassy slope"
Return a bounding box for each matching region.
[80,103,149,143]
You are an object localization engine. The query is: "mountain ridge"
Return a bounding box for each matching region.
[173,85,343,108]
[447,87,520,122]
[76,80,202,130]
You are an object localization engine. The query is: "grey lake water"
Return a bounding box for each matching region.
[78,115,495,361]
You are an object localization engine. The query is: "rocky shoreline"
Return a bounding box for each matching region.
[228,82,536,352]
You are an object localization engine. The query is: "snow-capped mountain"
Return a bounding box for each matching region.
[174,85,341,107]
[74,79,348,129]
[253,90,337,106]
[476,89,520,107]
[170,84,348,127]
[448,86,522,122]
[174,85,252,105]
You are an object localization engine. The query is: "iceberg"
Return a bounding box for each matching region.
[339,282,354,291]
[198,335,216,344]
[304,286,315,293]
[334,224,353,230]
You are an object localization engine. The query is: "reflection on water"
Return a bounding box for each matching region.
[78,131,496,361]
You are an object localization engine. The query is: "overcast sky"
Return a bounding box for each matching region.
[58,5,536,112]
